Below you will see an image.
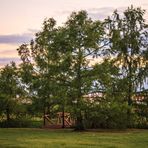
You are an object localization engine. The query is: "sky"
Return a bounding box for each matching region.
[0,0,148,67]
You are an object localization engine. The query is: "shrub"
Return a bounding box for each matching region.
[0,118,42,128]
[84,101,129,129]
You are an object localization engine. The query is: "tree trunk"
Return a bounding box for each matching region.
[43,107,46,126]
[62,105,65,128]
[74,49,85,131]
[6,107,10,122]
[127,62,133,127]
[128,82,132,106]
[75,112,84,131]
[128,61,133,106]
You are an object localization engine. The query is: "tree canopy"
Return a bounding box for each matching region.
[0,6,148,129]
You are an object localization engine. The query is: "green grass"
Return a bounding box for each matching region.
[0,128,148,148]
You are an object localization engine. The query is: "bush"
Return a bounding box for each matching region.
[133,114,148,129]
[84,101,129,129]
[0,118,42,128]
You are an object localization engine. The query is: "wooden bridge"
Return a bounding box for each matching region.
[44,112,75,128]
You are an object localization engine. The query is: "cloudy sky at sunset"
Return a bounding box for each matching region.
[0,0,148,67]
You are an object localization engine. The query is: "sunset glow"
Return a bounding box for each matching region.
[0,0,148,67]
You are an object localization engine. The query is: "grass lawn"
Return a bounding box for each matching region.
[0,128,148,148]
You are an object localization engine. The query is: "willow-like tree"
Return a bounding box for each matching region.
[105,6,148,107]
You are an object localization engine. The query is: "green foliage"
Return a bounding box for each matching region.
[0,6,147,129]
[133,90,148,128]
[63,11,105,130]
[0,118,42,128]
[105,6,148,105]
[84,97,129,129]
[0,62,25,121]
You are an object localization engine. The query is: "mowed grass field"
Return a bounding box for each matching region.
[0,128,148,148]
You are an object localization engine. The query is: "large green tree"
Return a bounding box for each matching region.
[17,18,65,125]
[0,62,24,122]
[17,11,105,130]
[105,6,148,106]
[62,11,105,130]
[16,7,148,129]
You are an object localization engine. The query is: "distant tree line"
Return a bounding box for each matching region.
[0,6,148,130]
